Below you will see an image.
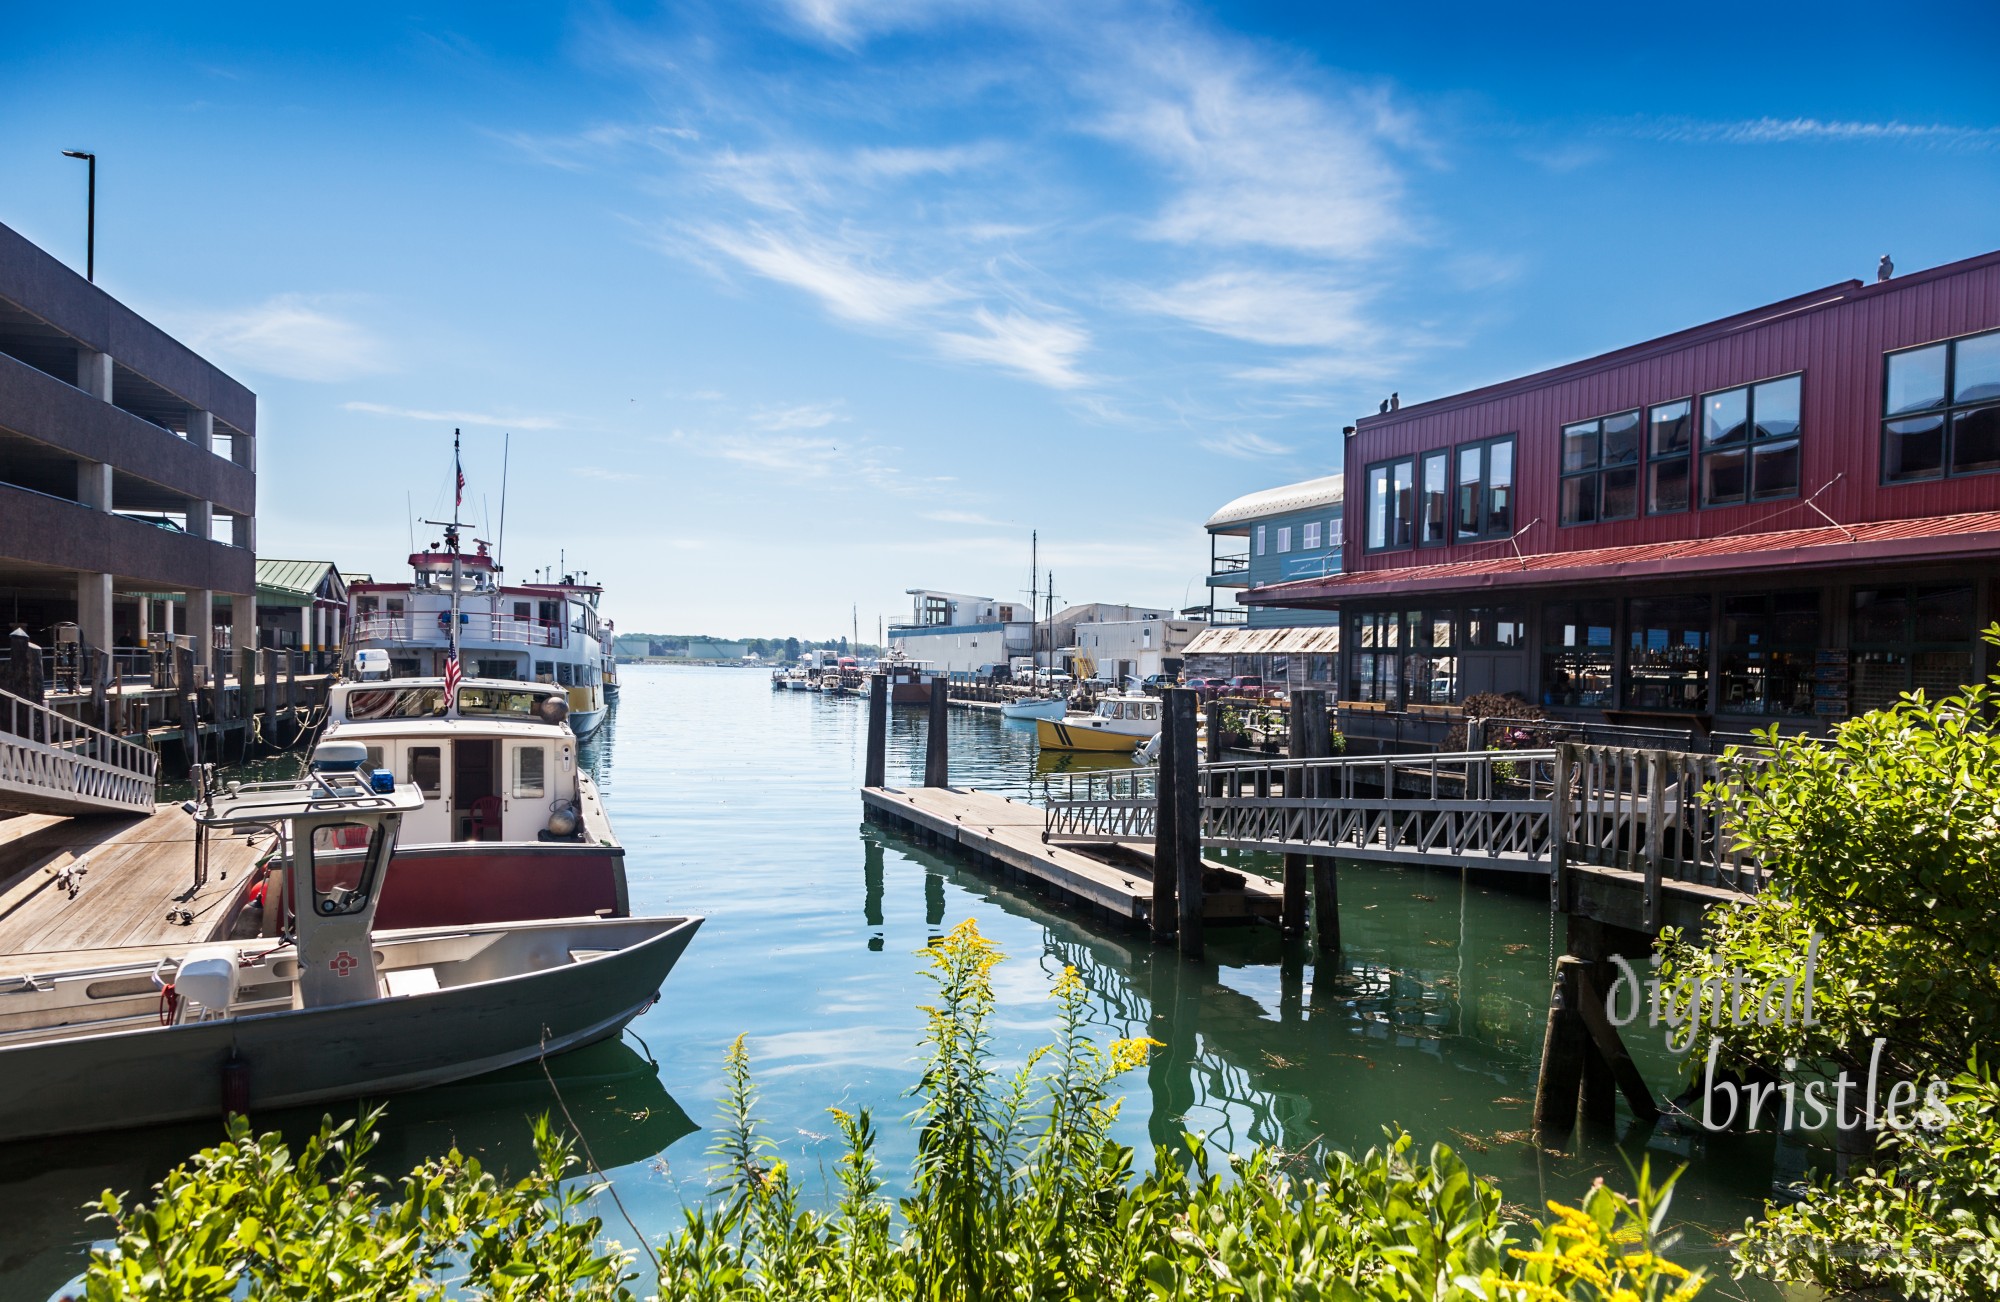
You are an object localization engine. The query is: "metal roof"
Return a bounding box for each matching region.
[1183,624,1341,656]
[255,558,339,601]
[1205,474,1344,531]
[1246,508,2000,606]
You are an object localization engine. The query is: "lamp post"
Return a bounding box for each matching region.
[61,150,95,282]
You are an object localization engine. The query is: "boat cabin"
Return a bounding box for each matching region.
[1095,695,1162,724]
[325,679,580,845]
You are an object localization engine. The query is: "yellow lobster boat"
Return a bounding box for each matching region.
[1034,694,1162,753]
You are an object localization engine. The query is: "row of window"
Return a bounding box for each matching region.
[1359,326,2000,550]
[1364,436,1515,551]
[1336,585,1975,717]
[1558,374,1803,525]
[1254,519,1337,555]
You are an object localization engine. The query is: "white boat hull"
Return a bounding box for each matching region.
[1000,697,1067,720]
[0,915,699,1142]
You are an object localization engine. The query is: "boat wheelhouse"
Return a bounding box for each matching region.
[347,542,612,736]
[321,677,626,929]
[1034,694,1162,752]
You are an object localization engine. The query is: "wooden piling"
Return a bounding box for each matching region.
[262,646,278,745]
[923,678,950,788]
[1165,689,1204,959]
[1283,690,1330,938]
[1151,711,1178,945]
[176,645,201,768]
[1533,956,1589,1147]
[864,673,888,788]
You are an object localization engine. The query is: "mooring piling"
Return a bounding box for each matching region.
[864,672,888,788]
[923,677,950,788]
[1165,688,1203,959]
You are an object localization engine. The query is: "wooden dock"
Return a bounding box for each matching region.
[0,808,268,969]
[861,785,1281,929]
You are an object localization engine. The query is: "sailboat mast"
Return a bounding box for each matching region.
[449,431,464,673]
[1029,530,1038,665]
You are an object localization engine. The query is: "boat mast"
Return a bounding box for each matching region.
[449,431,464,676]
[1029,530,1038,667]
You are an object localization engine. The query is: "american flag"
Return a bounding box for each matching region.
[444,651,462,699]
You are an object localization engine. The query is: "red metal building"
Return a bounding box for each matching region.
[1245,249,2000,733]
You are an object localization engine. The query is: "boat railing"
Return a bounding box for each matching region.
[351,613,567,649]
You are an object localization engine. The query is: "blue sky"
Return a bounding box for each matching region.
[4,1,1997,638]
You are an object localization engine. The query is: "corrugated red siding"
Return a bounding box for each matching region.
[1345,251,2000,573]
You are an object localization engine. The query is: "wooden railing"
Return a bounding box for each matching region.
[1042,743,1770,916]
[0,685,157,816]
[1554,744,1765,926]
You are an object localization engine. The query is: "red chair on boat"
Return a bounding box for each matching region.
[467,795,502,841]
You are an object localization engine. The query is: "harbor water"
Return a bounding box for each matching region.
[5,665,1796,1297]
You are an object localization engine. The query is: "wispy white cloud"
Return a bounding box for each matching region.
[934,306,1091,389]
[1129,270,1374,349]
[1198,430,1294,459]
[694,224,955,326]
[178,295,388,382]
[753,401,847,431]
[1092,34,1414,258]
[664,427,948,495]
[1632,116,2000,148]
[345,401,565,430]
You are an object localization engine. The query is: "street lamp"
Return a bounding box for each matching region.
[61,150,95,282]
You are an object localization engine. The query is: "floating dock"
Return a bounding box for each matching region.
[0,808,267,969]
[861,784,1281,930]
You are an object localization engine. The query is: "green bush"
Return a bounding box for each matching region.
[81,921,1707,1301]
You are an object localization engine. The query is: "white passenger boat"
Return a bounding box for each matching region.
[1034,694,1163,753]
[320,677,626,930]
[1000,696,1067,721]
[0,769,698,1142]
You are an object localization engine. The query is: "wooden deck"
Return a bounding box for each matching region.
[861,785,1281,928]
[0,807,269,969]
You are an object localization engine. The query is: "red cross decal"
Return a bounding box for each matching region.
[329,950,359,978]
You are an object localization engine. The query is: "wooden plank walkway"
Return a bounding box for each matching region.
[861,785,1281,929]
[0,807,269,968]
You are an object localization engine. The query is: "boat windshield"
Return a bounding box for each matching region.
[455,687,552,719]
[344,687,447,721]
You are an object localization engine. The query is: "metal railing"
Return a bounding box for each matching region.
[351,613,565,649]
[0,684,157,815]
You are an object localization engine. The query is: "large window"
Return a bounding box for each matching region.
[1850,584,1978,712]
[1364,457,1416,552]
[1419,450,1450,545]
[1275,525,1292,553]
[1455,437,1515,540]
[1541,602,1615,707]
[1344,610,1403,703]
[1718,592,1818,717]
[1559,410,1640,524]
[1647,400,1693,513]
[1883,328,2000,483]
[1625,596,1712,711]
[1701,375,1801,505]
[1302,520,1322,549]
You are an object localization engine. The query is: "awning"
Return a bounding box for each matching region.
[1182,625,1341,656]
[1245,509,2000,607]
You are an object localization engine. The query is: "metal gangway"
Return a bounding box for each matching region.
[0,685,157,816]
[1043,744,1767,919]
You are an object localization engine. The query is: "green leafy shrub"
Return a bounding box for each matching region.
[80,920,1706,1300]
[1734,1064,2000,1298]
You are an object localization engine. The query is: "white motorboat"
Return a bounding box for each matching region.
[1000,696,1067,721]
[0,769,699,1142]
[1035,693,1163,753]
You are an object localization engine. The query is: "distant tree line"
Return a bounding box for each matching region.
[613,632,878,662]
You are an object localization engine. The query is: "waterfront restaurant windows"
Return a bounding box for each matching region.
[1345,610,1402,704]
[1541,602,1615,708]
[1419,450,1449,545]
[1559,410,1640,524]
[1255,525,1266,556]
[1849,584,1978,712]
[1455,437,1514,540]
[1719,591,1819,717]
[1276,525,1293,553]
[1626,596,1712,711]
[1302,520,1322,549]
[1883,328,2000,482]
[1364,457,1416,551]
[1701,374,1801,505]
